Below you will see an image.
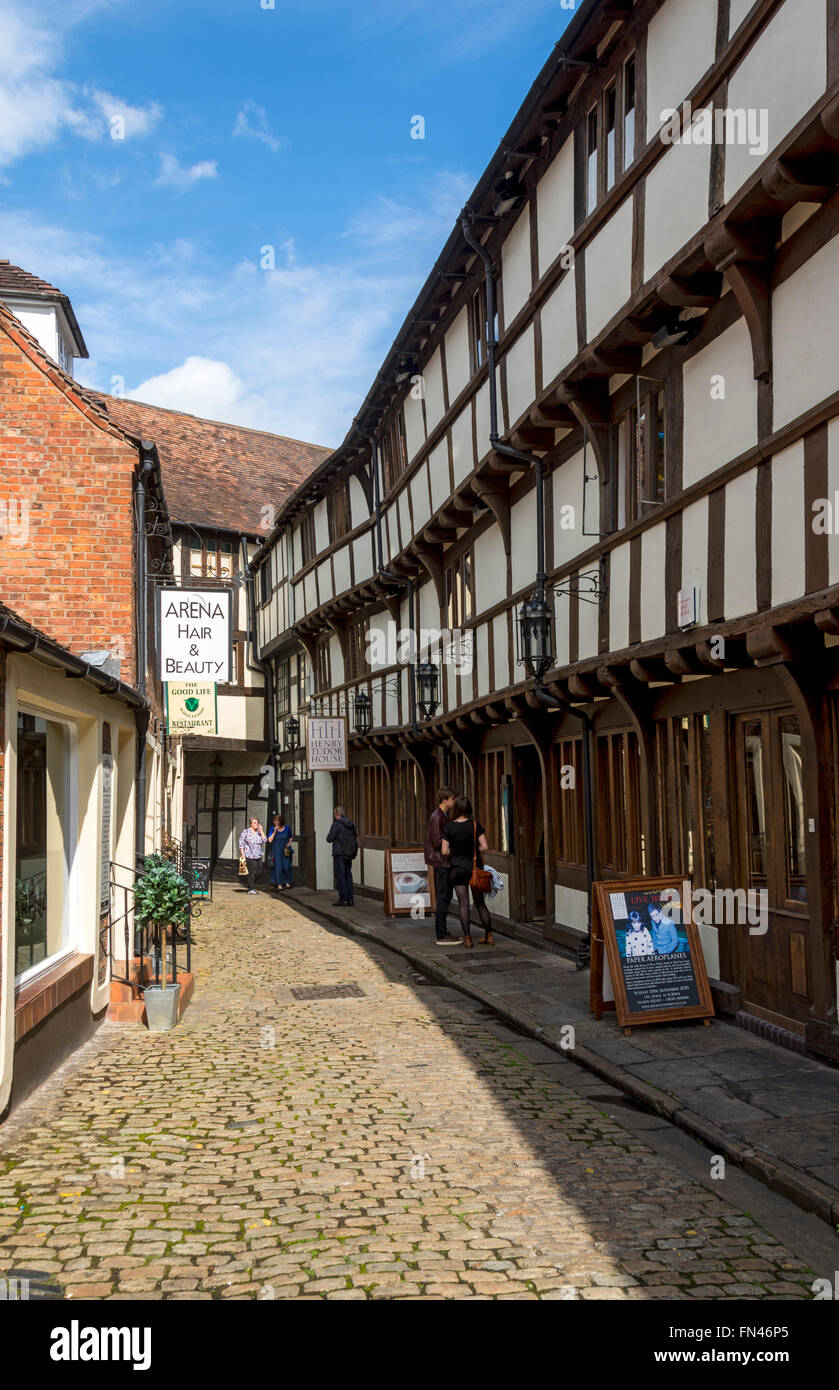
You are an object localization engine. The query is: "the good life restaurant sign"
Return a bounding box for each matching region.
[158,590,233,683]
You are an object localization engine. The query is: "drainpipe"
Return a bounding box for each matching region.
[359,423,415,733]
[134,449,154,868]
[242,536,279,819]
[462,215,594,968]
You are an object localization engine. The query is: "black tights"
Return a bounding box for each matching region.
[453,884,491,938]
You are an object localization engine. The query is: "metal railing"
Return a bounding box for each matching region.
[108,847,207,996]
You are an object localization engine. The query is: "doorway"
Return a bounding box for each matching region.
[514,745,546,923]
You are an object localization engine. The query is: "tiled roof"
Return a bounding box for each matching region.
[87,393,330,535]
[0,260,89,357]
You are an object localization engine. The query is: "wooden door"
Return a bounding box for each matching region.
[299,788,317,890]
[514,746,546,922]
[732,710,812,1029]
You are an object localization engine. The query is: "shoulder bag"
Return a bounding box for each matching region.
[469,819,492,894]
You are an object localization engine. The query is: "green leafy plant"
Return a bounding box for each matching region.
[133,855,190,990]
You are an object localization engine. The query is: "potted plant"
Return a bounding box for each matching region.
[133,854,191,1031]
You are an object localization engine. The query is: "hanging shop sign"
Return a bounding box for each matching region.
[158,589,232,683]
[385,848,436,918]
[589,876,714,1033]
[306,715,348,771]
[165,681,218,735]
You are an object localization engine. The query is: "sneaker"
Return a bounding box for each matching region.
[248,889,258,895]
[435,934,460,945]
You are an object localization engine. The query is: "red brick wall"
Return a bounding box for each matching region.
[0,327,138,685]
[0,646,5,1013]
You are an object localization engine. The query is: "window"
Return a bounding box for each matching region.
[16,711,76,980]
[624,56,636,170]
[394,760,424,843]
[469,281,489,372]
[295,650,308,708]
[189,538,235,580]
[553,737,585,865]
[445,550,474,630]
[605,82,617,192]
[315,637,331,693]
[448,750,473,803]
[476,751,504,851]
[655,714,716,887]
[586,107,599,215]
[779,715,806,905]
[276,658,290,716]
[381,414,409,493]
[616,386,666,526]
[347,621,369,681]
[361,764,389,837]
[259,559,270,607]
[596,730,642,874]
[328,479,351,543]
[299,510,316,568]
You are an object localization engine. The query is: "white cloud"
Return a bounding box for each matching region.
[130,357,244,418]
[343,170,473,249]
[89,90,162,140]
[233,101,288,155]
[155,154,219,192]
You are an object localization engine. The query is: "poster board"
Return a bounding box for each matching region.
[384,848,436,918]
[590,876,714,1031]
[306,715,348,771]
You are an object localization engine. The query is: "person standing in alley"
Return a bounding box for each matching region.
[267,812,294,891]
[327,805,357,906]
[424,786,460,944]
[239,816,267,894]
[441,797,494,947]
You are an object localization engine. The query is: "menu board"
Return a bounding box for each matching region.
[590,876,714,1031]
[384,848,436,918]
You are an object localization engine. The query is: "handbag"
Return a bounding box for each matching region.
[284,840,294,859]
[238,853,248,876]
[469,819,492,894]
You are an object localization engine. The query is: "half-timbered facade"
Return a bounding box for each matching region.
[253,0,839,1060]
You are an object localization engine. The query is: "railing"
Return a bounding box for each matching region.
[109,848,208,995]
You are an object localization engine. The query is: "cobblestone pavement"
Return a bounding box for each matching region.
[0,887,817,1300]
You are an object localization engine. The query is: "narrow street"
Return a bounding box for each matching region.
[0,888,827,1301]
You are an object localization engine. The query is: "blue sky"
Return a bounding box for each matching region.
[0,0,577,445]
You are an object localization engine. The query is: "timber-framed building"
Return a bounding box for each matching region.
[253,0,839,1061]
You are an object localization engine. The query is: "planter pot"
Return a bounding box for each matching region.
[144,983,181,1032]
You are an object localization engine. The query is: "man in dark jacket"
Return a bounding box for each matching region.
[424,787,459,943]
[326,805,357,906]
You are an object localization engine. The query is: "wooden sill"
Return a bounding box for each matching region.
[14,953,94,1043]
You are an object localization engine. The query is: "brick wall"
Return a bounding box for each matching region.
[0,645,5,1014]
[0,327,138,685]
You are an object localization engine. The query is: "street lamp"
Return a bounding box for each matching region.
[284,715,300,752]
[416,661,440,719]
[517,592,554,681]
[353,688,372,736]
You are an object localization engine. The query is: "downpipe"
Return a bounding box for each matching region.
[242,536,279,818]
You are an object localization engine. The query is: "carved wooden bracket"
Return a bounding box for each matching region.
[471,475,512,553]
[705,224,773,382]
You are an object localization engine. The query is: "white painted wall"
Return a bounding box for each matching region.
[451,404,475,486]
[774,232,839,429]
[445,306,471,404]
[493,612,510,689]
[827,418,839,585]
[646,0,717,140]
[404,390,425,462]
[474,525,507,612]
[501,204,532,325]
[724,468,757,617]
[725,0,826,203]
[333,544,351,594]
[349,474,368,528]
[423,348,446,433]
[363,847,385,891]
[313,499,329,553]
[577,582,599,659]
[510,491,538,593]
[409,467,431,533]
[504,325,536,427]
[641,522,667,640]
[537,137,575,278]
[540,269,578,387]
[556,883,588,934]
[585,199,634,340]
[771,441,806,606]
[610,542,631,649]
[683,319,757,486]
[552,449,589,567]
[428,440,451,512]
[681,496,709,626]
[644,137,711,282]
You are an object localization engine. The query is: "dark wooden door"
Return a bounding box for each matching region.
[732,709,812,1029]
[300,788,317,890]
[514,746,546,923]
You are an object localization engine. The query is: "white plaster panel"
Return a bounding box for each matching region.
[610,543,631,650]
[329,635,344,687]
[451,407,475,487]
[423,348,446,433]
[333,545,351,595]
[827,418,839,585]
[303,571,317,613]
[501,204,532,326]
[353,533,374,583]
[363,847,384,891]
[646,0,717,140]
[410,468,431,533]
[445,306,471,404]
[585,200,633,341]
[681,496,709,626]
[316,561,332,607]
[403,390,425,462]
[552,449,589,566]
[774,232,839,430]
[511,491,538,593]
[724,468,757,617]
[493,613,511,690]
[474,526,508,613]
[540,269,578,386]
[725,0,826,203]
[417,580,439,639]
[644,136,711,283]
[729,0,756,33]
[537,137,575,278]
[313,500,329,553]
[428,440,451,512]
[476,623,491,698]
[641,523,667,641]
[348,474,368,529]
[398,489,413,549]
[683,319,757,486]
[577,583,599,659]
[475,379,492,458]
[771,441,806,606]
[556,884,588,934]
[504,325,536,427]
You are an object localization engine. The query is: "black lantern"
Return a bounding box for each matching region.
[353,688,372,736]
[284,715,301,751]
[416,661,440,719]
[518,592,554,681]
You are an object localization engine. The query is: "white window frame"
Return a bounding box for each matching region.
[14,705,79,988]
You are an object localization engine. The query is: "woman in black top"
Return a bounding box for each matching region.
[441,796,493,947]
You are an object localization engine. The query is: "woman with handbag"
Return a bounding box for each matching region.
[238,817,267,894]
[441,796,494,947]
[267,813,294,890]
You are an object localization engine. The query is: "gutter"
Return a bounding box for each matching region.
[0,614,148,711]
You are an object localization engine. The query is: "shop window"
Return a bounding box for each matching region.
[553,737,585,866]
[596,730,642,874]
[16,712,76,980]
[476,750,504,851]
[360,764,389,838]
[394,760,424,843]
[779,715,806,905]
[654,713,715,887]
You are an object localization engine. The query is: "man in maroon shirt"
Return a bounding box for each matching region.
[425,787,460,943]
